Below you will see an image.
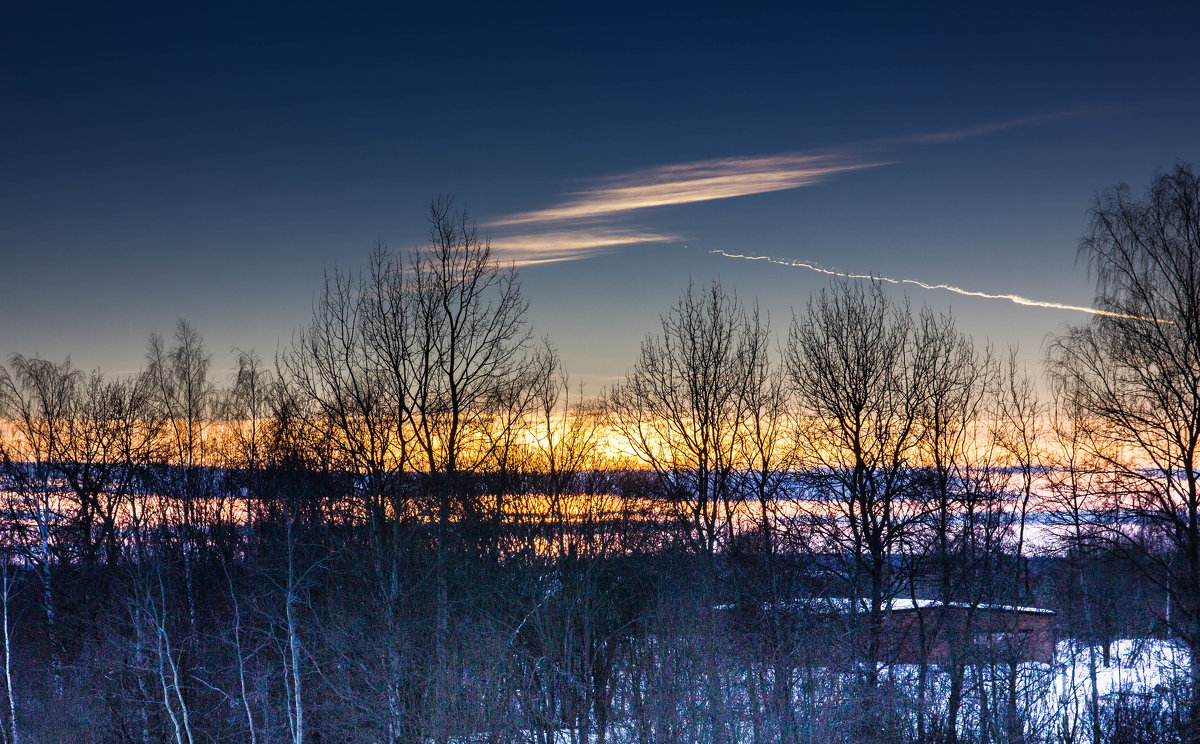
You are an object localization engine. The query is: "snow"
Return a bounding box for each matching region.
[785,596,1055,614]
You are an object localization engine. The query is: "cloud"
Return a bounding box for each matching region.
[874,107,1125,146]
[489,228,681,266]
[485,109,1109,265]
[484,150,885,264]
[489,152,887,228]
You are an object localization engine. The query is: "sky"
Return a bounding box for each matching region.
[3,2,1199,388]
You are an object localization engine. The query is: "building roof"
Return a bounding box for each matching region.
[788,597,1055,615]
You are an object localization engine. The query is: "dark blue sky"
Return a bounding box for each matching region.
[3,2,1198,384]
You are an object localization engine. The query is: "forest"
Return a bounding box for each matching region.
[1,166,1198,744]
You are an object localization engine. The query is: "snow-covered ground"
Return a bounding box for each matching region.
[488,638,1191,744]
[1054,638,1186,700]
[874,638,1189,742]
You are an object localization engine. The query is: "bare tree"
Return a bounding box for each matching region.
[56,369,157,579]
[0,355,79,697]
[606,280,763,561]
[727,306,801,744]
[146,320,213,471]
[1044,377,1115,744]
[605,281,777,744]
[1049,163,1200,734]
[287,250,407,535]
[904,311,995,744]
[282,200,538,742]
[407,197,534,477]
[284,244,419,742]
[989,352,1046,744]
[785,280,939,740]
[736,304,793,567]
[994,351,1044,604]
[477,338,557,558]
[407,198,535,734]
[524,341,607,559]
[223,350,274,473]
[145,319,215,637]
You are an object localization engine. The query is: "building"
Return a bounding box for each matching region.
[739,597,1056,665]
[871,599,1056,665]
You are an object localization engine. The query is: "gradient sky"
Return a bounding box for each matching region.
[3,3,1199,388]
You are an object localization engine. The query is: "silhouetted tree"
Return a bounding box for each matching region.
[786,280,941,741]
[1049,163,1200,735]
[607,281,765,561]
[407,197,536,741]
[0,355,78,697]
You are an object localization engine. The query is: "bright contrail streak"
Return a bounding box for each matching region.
[710,250,1167,323]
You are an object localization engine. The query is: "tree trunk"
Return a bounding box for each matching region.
[1006,662,1023,744]
[946,664,963,744]
[1189,641,1200,743]
[2,569,16,744]
[38,522,61,699]
[287,532,304,744]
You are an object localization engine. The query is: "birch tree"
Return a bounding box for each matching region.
[0,355,78,697]
[1049,163,1200,736]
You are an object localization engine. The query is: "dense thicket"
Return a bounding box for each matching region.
[1,170,1197,743]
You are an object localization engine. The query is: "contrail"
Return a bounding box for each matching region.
[710,250,1168,323]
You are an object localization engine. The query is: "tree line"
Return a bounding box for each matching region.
[0,168,1197,743]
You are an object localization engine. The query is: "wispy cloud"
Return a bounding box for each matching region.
[490,228,681,266]
[486,151,885,264]
[489,152,887,228]
[486,109,1108,265]
[874,107,1123,146]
